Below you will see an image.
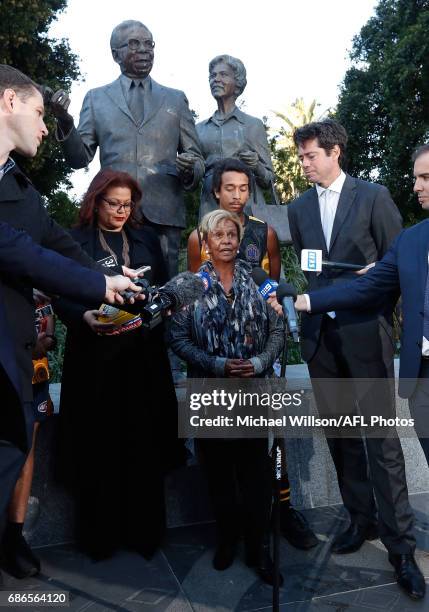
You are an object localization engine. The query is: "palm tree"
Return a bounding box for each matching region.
[270,98,327,201]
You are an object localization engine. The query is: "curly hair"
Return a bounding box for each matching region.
[293,119,348,168]
[209,54,247,98]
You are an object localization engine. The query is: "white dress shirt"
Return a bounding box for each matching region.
[315,170,347,250]
[313,171,346,318]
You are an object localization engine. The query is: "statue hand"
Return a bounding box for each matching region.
[176,152,197,175]
[50,89,74,130]
[238,149,259,169]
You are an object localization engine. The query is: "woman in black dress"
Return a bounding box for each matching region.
[56,169,184,560]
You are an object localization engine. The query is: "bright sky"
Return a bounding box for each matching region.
[50,0,377,197]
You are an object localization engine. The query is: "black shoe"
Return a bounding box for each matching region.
[213,541,236,571]
[280,506,319,550]
[388,553,426,600]
[331,522,378,554]
[2,532,40,579]
[246,543,284,587]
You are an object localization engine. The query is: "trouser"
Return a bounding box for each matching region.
[408,359,429,466]
[307,315,415,554]
[0,401,34,544]
[143,220,182,279]
[197,438,272,554]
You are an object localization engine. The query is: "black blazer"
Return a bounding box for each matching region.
[54,224,168,326]
[287,174,403,361]
[0,166,108,404]
[0,217,105,451]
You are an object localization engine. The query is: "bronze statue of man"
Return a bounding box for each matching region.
[197,55,274,219]
[51,20,204,277]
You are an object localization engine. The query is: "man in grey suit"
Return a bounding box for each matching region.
[51,19,204,278]
[286,119,422,599]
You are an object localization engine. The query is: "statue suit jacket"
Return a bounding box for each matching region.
[59,76,204,229]
[287,174,403,362]
[309,219,429,398]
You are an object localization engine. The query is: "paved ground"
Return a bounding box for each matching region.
[1,492,428,611]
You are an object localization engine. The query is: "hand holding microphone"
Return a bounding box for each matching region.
[276,281,299,342]
[251,268,300,342]
[104,275,144,305]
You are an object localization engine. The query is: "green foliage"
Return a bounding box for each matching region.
[48,318,67,383]
[0,0,80,202]
[269,98,325,203]
[336,0,429,224]
[43,190,79,228]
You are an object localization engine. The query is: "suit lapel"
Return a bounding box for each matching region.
[418,220,429,299]
[0,170,27,202]
[105,78,135,124]
[142,78,166,127]
[328,174,356,254]
[306,187,329,256]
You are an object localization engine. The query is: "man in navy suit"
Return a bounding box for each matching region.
[0,221,130,494]
[286,120,424,600]
[0,65,141,582]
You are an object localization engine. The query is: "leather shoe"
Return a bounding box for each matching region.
[213,541,236,571]
[280,506,319,549]
[331,522,378,554]
[1,532,40,579]
[388,553,426,600]
[246,543,284,586]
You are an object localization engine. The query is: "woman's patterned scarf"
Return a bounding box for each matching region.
[198,259,268,359]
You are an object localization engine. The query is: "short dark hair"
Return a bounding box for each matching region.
[212,158,252,197]
[293,119,348,167]
[412,143,429,162]
[78,169,142,228]
[0,64,40,100]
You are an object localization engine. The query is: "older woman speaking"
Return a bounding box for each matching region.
[170,209,284,585]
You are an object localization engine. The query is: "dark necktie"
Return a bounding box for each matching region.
[424,266,429,340]
[128,80,144,123]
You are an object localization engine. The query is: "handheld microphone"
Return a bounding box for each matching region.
[160,271,210,310]
[276,281,299,343]
[251,267,278,299]
[119,271,208,328]
[251,268,300,342]
[301,249,364,272]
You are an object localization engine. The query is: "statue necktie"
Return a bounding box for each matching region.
[128,80,144,124]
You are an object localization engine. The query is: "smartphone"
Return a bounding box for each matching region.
[133,265,151,277]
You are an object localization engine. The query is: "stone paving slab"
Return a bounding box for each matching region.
[161,498,429,611]
[1,493,428,611]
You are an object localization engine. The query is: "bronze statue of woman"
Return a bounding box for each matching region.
[197,54,275,219]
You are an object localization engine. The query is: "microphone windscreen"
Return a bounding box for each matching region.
[251,266,268,286]
[161,271,205,309]
[276,280,297,301]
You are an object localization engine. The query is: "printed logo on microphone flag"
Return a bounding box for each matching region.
[301,249,322,272]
